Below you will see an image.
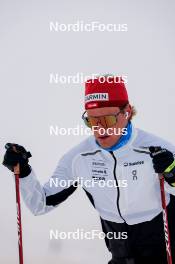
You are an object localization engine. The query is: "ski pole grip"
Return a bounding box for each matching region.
[12,145,20,175]
[14,163,20,175]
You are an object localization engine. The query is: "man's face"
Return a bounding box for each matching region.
[87,106,131,148]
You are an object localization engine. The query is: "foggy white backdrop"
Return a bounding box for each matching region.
[0,0,175,263]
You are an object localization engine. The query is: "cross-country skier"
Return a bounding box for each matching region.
[3,75,175,264]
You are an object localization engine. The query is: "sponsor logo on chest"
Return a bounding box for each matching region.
[91,160,108,181]
[123,160,144,167]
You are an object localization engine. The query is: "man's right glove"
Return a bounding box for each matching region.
[3,143,32,178]
[149,146,175,186]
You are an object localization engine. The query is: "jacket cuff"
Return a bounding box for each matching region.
[169,182,175,187]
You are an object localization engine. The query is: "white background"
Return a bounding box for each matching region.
[0,0,175,263]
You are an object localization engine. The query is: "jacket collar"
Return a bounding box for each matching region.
[88,125,138,154]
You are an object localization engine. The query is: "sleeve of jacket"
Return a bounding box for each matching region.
[19,153,78,216]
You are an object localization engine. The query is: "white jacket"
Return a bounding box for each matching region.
[20,127,175,225]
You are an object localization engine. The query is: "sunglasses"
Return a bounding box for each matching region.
[82,111,123,128]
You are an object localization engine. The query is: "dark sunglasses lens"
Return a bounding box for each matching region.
[104,115,117,127]
[83,113,119,128]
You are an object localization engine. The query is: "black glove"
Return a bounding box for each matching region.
[3,143,32,178]
[149,146,175,185]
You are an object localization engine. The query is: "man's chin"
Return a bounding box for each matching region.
[97,136,115,149]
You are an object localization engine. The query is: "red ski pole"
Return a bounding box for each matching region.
[14,162,24,264]
[159,174,172,264]
[133,147,173,263]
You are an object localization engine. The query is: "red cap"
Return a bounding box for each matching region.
[85,76,129,110]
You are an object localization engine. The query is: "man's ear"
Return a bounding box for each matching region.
[125,104,132,118]
[125,112,129,119]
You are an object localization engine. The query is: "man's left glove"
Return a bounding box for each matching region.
[149,146,175,186]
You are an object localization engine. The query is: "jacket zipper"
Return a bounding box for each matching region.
[110,151,126,223]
